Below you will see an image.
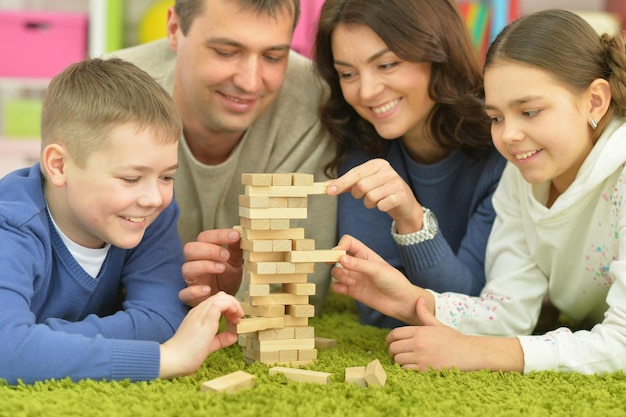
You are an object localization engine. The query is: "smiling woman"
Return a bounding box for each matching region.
[314,0,506,329]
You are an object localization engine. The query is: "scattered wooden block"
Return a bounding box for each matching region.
[364,359,387,387]
[345,366,367,387]
[314,337,337,350]
[201,370,256,394]
[269,366,331,384]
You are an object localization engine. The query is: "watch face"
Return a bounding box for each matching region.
[427,211,439,234]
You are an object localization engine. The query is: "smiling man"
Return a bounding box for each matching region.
[109,0,337,312]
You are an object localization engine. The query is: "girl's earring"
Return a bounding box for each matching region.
[590,118,598,130]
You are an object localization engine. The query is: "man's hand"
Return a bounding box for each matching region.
[180,228,243,307]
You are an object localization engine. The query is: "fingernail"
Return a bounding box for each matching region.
[327,185,337,195]
[201,286,211,293]
[216,263,226,272]
[229,231,239,240]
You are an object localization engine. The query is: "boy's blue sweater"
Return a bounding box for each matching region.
[0,165,188,384]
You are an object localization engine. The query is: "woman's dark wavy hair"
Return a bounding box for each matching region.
[314,0,493,175]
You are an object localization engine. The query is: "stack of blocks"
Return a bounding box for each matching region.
[231,173,345,366]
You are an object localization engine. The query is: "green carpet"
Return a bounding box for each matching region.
[3,292,626,417]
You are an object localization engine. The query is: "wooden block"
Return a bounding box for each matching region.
[252,337,315,352]
[249,292,309,306]
[298,349,318,361]
[245,182,329,197]
[242,173,272,186]
[240,238,274,252]
[287,304,315,318]
[270,219,290,229]
[238,334,249,347]
[282,282,316,296]
[364,359,387,387]
[293,325,315,339]
[247,271,308,284]
[272,239,293,252]
[314,337,337,350]
[275,262,296,274]
[293,238,315,251]
[272,173,293,185]
[240,217,270,230]
[201,370,256,394]
[244,260,277,274]
[244,347,279,363]
[279,350,299,362]
[292,173,314,186]
[239,195,270,208]
[276,359,314,366]
[269,366,331,385]
[258,326,295,341]
[230,316,285,334]
[284,316,309,327]
[239,206,308,220]
[287,250,346,263]
[240,228,305,240]
[248,283,270,296]
[288,197,308,208]
[345,367,367,387]
[269,197,289,208]
[244,251,286,262]
[241,301,285,317]
[294,263,315,273]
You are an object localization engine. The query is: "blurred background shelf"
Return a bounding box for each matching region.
[0,0,623,178]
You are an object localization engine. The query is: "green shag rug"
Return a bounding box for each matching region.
[3,292,626,417]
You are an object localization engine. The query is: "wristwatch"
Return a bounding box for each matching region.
[391,208,439,245]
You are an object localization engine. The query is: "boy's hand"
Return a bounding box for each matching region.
[181,228,243,306]
[159,291,243,379]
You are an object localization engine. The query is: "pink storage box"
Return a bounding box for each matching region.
[0,10,88,78]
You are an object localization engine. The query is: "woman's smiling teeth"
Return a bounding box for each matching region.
[516,150,540,160]
[124,217,145,223]
[372,98,400,114]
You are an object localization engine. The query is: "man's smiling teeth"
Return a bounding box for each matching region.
[124,217,145,223]
[372,99,400,114]
[227,95,249,103]
[516,150,540,160]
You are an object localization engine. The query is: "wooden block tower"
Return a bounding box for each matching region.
[232,173,344,366]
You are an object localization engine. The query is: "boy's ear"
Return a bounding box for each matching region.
[42,144,68,187]
[588,78,611,124]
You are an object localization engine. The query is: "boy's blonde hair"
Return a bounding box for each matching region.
[40,57,182,167]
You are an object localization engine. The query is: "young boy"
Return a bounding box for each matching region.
[0,58,243,385]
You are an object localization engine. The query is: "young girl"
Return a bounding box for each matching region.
[331,9,626,373]
[315,0,506,328]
